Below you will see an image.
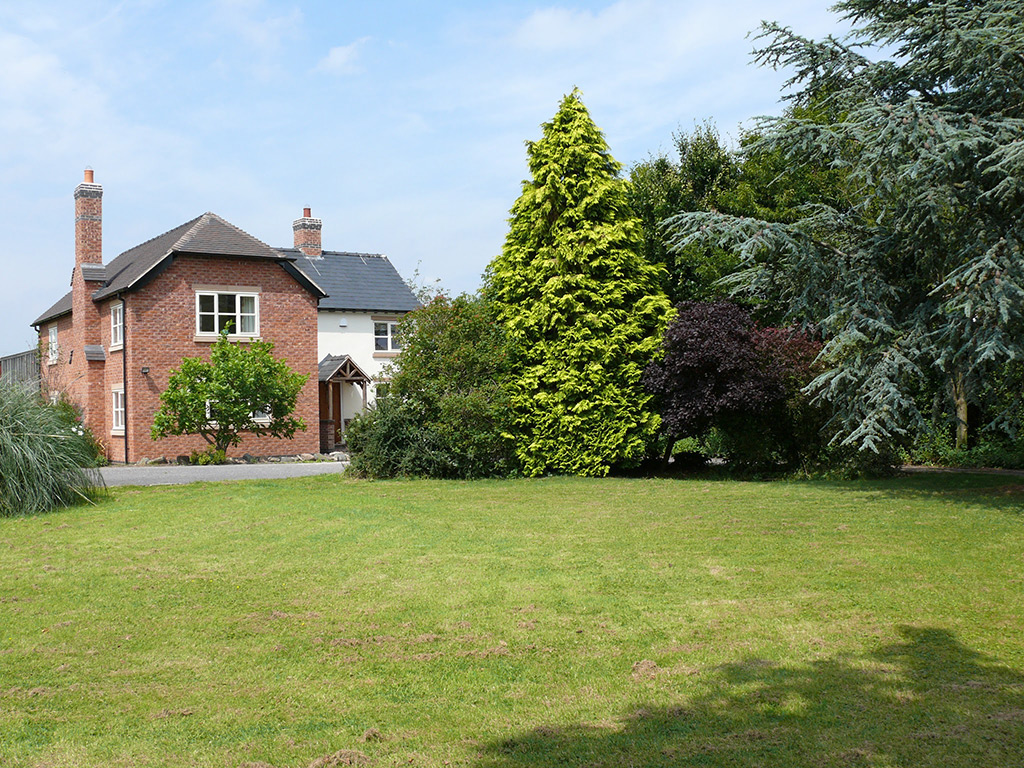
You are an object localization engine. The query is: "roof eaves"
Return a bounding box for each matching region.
[280,261,327,299]
[32,291,73,327]
[91,248,174,301]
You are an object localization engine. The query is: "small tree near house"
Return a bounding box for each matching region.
[151,331,308,454]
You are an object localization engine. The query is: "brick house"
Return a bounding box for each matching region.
[32,171,417,463]
[283,220,420,448]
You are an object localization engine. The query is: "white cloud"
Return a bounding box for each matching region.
[0,0,859,356]
[512,1,647,50]
[212,0,302,51]
[316,37,370,75]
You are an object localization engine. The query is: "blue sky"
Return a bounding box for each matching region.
[0,0,850,357]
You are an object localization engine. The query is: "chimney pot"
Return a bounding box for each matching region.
[84,169,94,184]
[293,207,323,258]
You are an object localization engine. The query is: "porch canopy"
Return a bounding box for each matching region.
[319,354,369,385]
[318,353,371,413]
[318,354,371,453]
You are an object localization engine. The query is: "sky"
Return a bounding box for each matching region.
[0,0,852,357]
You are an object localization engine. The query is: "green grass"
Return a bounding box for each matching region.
[1,474,1022,767]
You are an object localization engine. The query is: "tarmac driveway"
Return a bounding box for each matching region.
[99,461,347,487]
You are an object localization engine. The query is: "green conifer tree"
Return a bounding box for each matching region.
[664,1,1024,455]
[485,89,672,476]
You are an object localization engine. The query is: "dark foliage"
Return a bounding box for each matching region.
[644,302,832,470]
[663,1,1024,455]
[628,117,850,310]
[643,302,785,442]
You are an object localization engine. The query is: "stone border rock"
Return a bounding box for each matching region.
[132,451,350,467]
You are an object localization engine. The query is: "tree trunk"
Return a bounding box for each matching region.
[952,370,969,450]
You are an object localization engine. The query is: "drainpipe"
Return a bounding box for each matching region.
[121,295,129,464]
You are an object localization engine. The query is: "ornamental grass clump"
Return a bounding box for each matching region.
[0,377,103,516]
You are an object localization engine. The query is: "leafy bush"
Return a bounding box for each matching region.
[52,395,107,467]
[0,377,104,516]
[152,330,308,453]
[189,447,228,465]
[907,426,1024,471]
[643,301,835,472]
[347,294,517,479]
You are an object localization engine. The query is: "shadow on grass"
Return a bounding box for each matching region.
[623,464,1024,513]
[478,627,1024,767]
[809,473,1024,514]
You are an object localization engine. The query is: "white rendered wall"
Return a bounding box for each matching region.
[316,310,402,423]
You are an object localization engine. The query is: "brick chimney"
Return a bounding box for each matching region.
[75,168,103,268]
[68,169,106,436]
[293,207,322,257]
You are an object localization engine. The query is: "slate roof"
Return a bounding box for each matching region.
[33,291,73,326]
[33,213,324,326]
[285,249,419,313]
[318,354,370,383]
[32,213,416,327]
[93,213,291,301]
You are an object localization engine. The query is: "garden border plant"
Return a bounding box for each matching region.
[0,375,104,516]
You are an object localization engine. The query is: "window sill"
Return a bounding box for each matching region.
[194,334,261,343]
[372,351,400,359]
[111,429,125,437]
[109,344,123,353]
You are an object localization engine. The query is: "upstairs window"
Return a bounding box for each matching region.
[374,321,401,351]
[110,303,124,348]
[196,292,259,336]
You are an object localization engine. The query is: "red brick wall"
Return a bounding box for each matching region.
[40,303,130,463]
[101,298,127,464]
[39,315,77,401]
[43,179,108,445]
[122,255,320,462]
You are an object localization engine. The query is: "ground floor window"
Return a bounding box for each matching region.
[48,325,59,363]
[112,389,125,432]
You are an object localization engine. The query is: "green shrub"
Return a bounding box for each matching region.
[189,447,228,465]
[347,294,517,479]
[907,425,1024,470]
[0,377,104,516]
[52,395,108,467]
[347,389,516,480]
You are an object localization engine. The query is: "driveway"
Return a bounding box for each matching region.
[100,461,348,487]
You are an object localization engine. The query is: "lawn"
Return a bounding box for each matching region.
[1,474,1022,767]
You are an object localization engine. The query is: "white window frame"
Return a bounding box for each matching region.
[195,291,260,338]
[110,303,124,349]
[204,400,272,427]
[112,388,125,433]
[251,405,272,425]
[373,320,401,352]
[47,325,59,363]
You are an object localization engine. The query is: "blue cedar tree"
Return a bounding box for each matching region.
[663,1,1024,453]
